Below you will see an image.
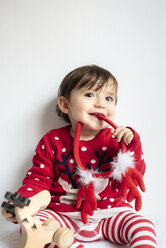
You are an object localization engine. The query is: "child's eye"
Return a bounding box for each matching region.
[105,96,113,102]
[84,92,95,98]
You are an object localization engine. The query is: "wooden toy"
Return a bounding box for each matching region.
[1,192,30,215]
[2,190,74,248]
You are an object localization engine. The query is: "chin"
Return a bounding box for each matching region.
[86,123,107,131]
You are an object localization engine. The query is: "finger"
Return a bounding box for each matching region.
[123,132,131,145]
[6,213,14,218]
[7,216,17,222]
[2,210,17,222]
[110,128,115,134]
[2,209,7,216]
[2,210,12,218]
[113,126,125,136]
[126,134,134,145]
[116,129,126,142]
[127,133,134,145]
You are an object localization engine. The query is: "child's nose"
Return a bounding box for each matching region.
[94,98,105,108]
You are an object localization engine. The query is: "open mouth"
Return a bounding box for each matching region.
[89,113,105,119]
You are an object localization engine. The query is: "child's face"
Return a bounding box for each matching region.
[66,79,116,135]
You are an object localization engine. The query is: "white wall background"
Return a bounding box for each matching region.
[0,0,166,243]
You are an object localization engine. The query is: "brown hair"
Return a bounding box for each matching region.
[56,64,118,123]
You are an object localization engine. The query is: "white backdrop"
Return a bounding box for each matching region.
[0,0,166,247]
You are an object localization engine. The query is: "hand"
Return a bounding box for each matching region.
[1,209,17,222]
[111,126,134,145]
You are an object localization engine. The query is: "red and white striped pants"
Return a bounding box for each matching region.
[37,209,157,248]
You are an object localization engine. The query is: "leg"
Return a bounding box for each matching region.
[36,209,87,248]
[36,209,70,228]
[45,240,85,248]
[101,210,157,248]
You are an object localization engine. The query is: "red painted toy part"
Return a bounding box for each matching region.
[73,114,145,222]
[73,122,84,170]
[73,114,127,174]
[95,114,145,211]
[76,182,97,224]
[73,122,112,178]
[121,167,145,211]
[96,114,127,153]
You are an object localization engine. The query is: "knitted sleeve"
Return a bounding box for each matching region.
[17,132,56,198]
[127,127,146,176]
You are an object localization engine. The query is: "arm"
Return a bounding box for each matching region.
[111,126,146,176]
[111,126,146,211]
[2,132,56,222]
[17,132,56,198]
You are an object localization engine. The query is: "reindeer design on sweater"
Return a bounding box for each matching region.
[58,176,109,205]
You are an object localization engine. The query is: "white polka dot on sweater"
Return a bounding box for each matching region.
[91,159,96,164]
[70,159,75,164]
[52,150,54,154]
[102,147,107,151]
[47,176,50,179]
[62,148,66,152]
[81,147,87,151]
[41,145,45,149]
[107,205,111,208]
[103,197,107,200]
[40,164,45,168]
[110,198,115,202]
[28,172,32,175]
[130,151,135,156]
[141,154,144,160]
[27,188,33,191]
[54,137,59,140]
[112,135,115,138]
[35,178,39,181]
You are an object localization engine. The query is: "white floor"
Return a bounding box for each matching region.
[0,214,165,248]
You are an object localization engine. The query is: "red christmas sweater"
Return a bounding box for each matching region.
[17,125,146,218]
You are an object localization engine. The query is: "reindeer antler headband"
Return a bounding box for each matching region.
[73,113,127,178]
[73,114,145,224]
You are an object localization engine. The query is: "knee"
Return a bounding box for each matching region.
[146,218,156,237]
[131,216,157,245]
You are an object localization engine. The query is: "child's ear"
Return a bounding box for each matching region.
[58,96,70,114]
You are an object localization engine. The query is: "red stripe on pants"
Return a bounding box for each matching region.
[36,209,156,248]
